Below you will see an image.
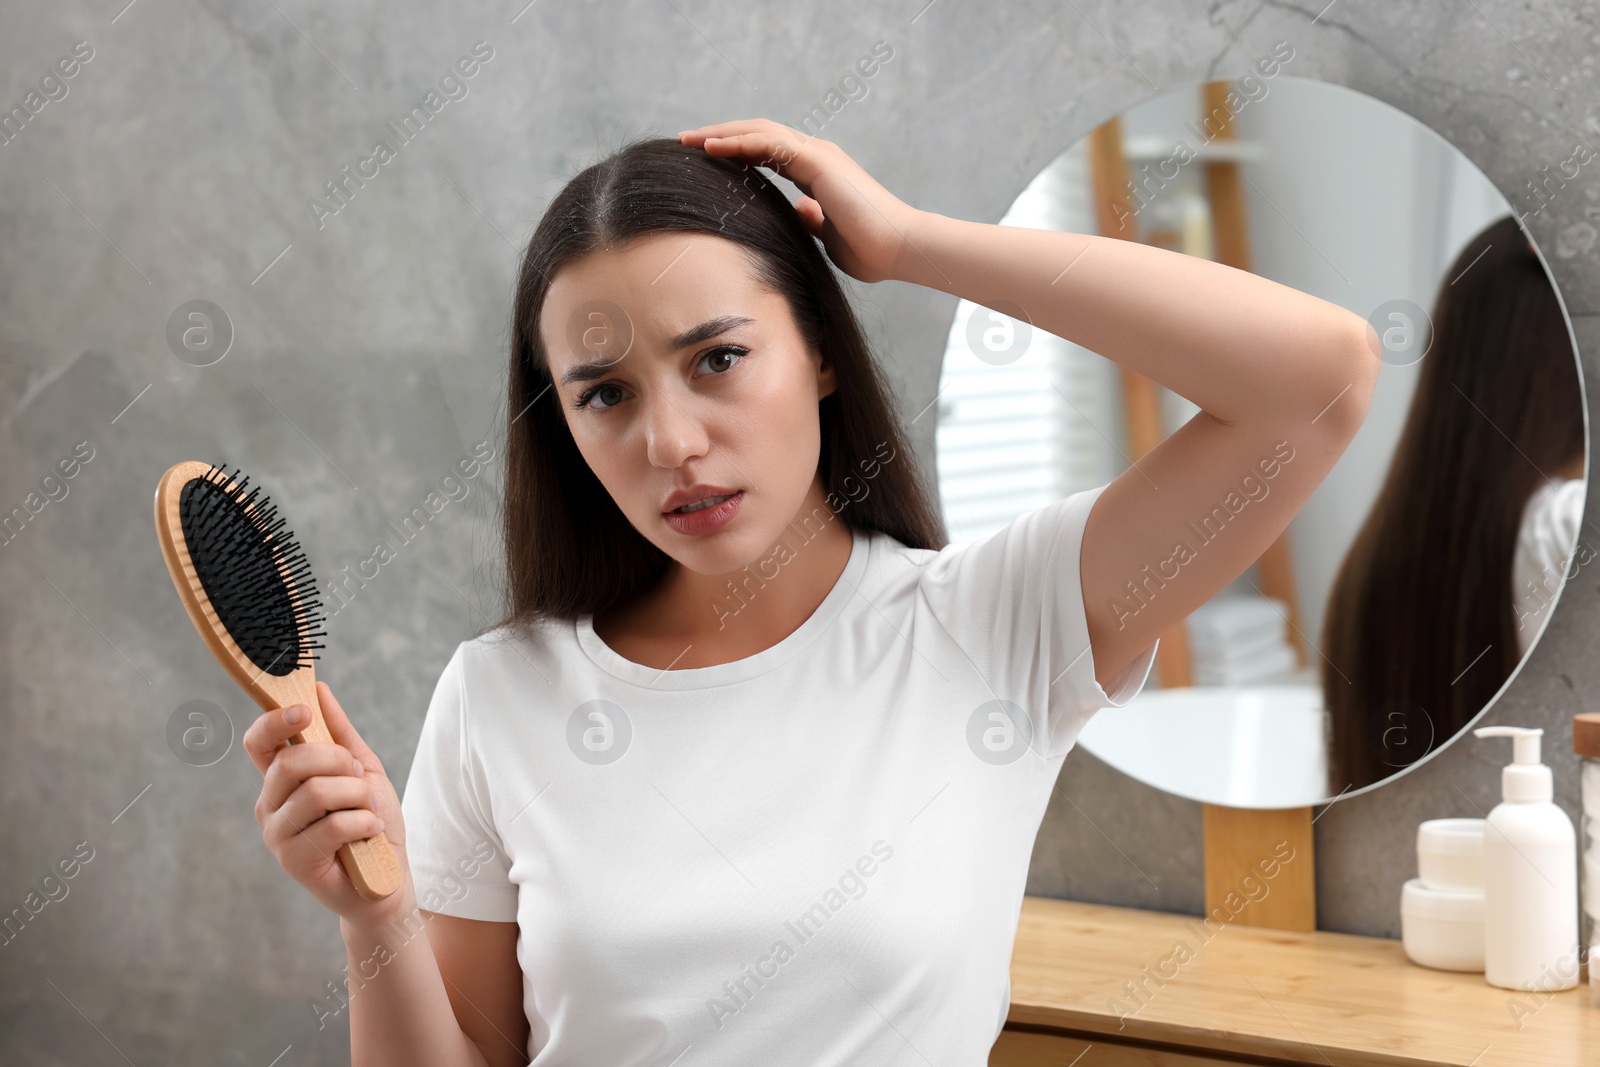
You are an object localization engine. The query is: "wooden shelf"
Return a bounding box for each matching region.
[996,896,1598,1066]
[1121,136,1267,163]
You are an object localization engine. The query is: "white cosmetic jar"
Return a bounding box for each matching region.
[1416,817,1485,892]
[1400,878,1485,972]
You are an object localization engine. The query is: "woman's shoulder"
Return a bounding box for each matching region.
[851,523,953,596]
[1512,476,1585,588]
[1518,476,1584,545]
[453,615,577,682]
[877,490,1098,578]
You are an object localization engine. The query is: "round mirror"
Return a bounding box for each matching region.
[934,74,1587,808]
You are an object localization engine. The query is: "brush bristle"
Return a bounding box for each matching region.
[179,464,326,676]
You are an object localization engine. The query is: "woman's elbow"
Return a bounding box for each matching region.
[1310,313,1382,439]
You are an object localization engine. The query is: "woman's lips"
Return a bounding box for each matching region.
[669,491,735,514]
[662,489,744,535]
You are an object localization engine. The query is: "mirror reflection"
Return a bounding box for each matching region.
[934,75,1587,808]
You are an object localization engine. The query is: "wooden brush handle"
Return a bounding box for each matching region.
[155,461,403,901]
[252,671,404,903]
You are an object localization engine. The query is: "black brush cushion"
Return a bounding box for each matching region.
[179,466,325,676]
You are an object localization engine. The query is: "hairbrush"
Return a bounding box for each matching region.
[154,460,402,900]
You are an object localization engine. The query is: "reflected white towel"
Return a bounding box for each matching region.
[1187,594,1288,652]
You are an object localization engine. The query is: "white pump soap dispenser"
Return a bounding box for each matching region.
[1472,725,1580,991]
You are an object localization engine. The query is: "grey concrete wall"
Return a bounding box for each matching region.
[2,1,1596,1063]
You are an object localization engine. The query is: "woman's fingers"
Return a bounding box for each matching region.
[794,194,826,236]
[309,809,385,855]
[262,773,378,848]
[702,133,826,188]
[680,117,916,284]
[255,740,365,822]
[272,808,385,871]
[679,119,831,189]
[315,681,379,775]
[241,688,414,924]
[243,684,377,785]
[678,118,787,143]
[243,703,311,777]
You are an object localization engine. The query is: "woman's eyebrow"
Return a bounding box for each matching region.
[559,314,755,387]
[668,314,754,351]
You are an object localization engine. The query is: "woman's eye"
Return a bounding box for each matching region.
[698,345,748,376]
[573,346,747,411]
[574,383,625,410]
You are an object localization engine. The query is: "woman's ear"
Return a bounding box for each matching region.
[813,345,838,400]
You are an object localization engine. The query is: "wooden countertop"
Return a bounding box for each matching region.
[1005,896,1599,1067]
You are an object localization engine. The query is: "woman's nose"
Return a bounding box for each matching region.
[642,393,710,468]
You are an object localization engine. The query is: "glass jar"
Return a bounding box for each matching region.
[1576,713,1600,1007]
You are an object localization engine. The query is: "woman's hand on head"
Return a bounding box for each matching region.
[244,680,417,928]
[678,118,923,284]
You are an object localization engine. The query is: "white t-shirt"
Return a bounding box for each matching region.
[1511,476,1585,658]
[400,482,1158,1066]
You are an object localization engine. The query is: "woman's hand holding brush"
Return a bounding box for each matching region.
[245,680,417,928]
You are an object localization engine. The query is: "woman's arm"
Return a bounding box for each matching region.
[243,690,515,1067]
[677,120,1379,690]
[895,215,1379,689]
[340,905,524,1067]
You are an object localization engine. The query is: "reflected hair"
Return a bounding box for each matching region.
[1321,215,1584,792]
[484,136,946,636]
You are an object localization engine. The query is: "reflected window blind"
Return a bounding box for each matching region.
[935,139,1123,544]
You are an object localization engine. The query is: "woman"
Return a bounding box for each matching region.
[1321,214,1585,794]
[243,120,1376,1065]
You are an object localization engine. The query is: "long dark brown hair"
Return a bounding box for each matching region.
[1321,214,1584,792]
[485,135,946,637]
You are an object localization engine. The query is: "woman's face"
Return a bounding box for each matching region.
[540,231,837,575]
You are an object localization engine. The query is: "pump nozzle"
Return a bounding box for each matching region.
[1473,726,1550,802]
[1473,725,1543,765]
